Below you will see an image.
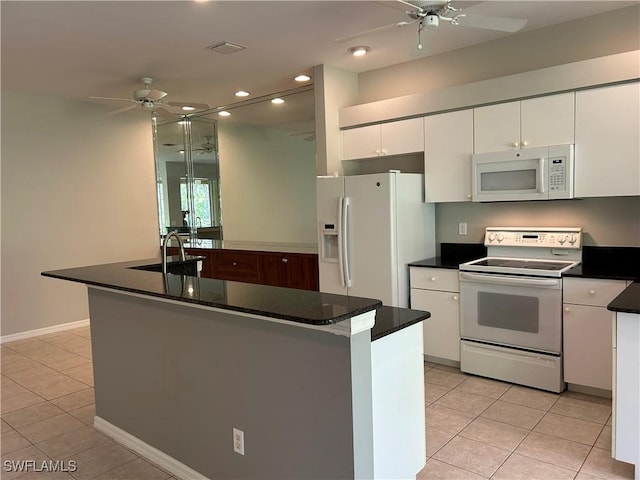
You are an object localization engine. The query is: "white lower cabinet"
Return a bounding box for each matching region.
[563,277,628,390]
[410,267,460,363]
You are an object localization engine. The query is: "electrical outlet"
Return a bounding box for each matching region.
[458,222,468,235]
[233,428,245,455]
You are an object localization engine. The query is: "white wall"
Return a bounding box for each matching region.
[217,122,317,245]
[436,198,640,248]
[1,92,159,337]
[357,5,640,104]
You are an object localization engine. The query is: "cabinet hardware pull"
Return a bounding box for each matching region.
[282,258,288,263]
[565,307,571,312]
[452,295,459,301]
[589,289,596,295]
[232,262,237,266]
[430,277,436,281]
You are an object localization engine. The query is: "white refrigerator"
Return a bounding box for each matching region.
[317,172,435,307]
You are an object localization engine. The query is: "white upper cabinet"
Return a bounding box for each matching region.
[424,109,474,202]
[574,82,640,198]
[342,117,424,160]
[474,93,575,153]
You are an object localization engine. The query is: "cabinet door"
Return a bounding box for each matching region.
[563,278,628,307]
[261,254,319,291]
[521,92,575,148]
[424,110,473,202]
[381,117,424,156]
[211,250,261,283]
[575,82,640,197]
[474,101,520,153]
[342,125,380,160]
[411,288,460,362]
[563,303,613,390]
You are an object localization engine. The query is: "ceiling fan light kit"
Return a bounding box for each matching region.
[337,0,527,52]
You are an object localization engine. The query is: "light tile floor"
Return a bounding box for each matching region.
[1,326,636,480]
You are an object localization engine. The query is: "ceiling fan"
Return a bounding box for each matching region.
[336,0,527,51]
[90,77,211,121]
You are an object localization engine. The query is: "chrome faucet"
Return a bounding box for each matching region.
[162,231,186,275]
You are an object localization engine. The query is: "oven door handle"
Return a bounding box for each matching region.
[459,272,561,288]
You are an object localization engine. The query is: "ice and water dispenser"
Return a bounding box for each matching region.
[320,222,339,263]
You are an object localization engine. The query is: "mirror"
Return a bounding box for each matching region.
[153,116,222,240]
[153,85,316,247]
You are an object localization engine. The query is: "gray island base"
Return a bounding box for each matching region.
[43,259,428,479]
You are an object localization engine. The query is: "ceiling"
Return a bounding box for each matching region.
[1,0,636,118]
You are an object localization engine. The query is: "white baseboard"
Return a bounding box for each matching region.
[93,416,208,480]
[1,318,90,344]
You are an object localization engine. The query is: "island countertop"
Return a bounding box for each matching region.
[42,258,382,326]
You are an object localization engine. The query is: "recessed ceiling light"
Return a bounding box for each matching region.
[181,106,196,111]
[271,98,285,104]
[235,90,250,97]
[218,111,231,117]
[349,46,370,57]
[294,74,311,82]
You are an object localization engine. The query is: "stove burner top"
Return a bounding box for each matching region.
[473,258,574,270]
[460,257,580,277]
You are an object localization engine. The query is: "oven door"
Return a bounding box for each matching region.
[459,271,562,353]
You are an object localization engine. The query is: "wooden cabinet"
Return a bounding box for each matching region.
[410,267,460,363]
[575,82,640,198]
[211,250,262,283]
[167,246,319,291]
[563,277,628,391]
[474,93,575,153]
[342,117,424,160]
[261,253,319,291]
[423,109,474,202]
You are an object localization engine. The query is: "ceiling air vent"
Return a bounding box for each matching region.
[206,41,246,54]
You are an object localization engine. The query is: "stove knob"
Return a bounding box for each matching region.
[488,233,496,242]
[497,234,504,242]
[558,235,567,245]
[569,234,577,245]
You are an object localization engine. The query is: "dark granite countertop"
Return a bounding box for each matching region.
[409,243,487,270]
[371,306,430,341]
[564,246,640,281]
[608,282,640,314]
[42,257,381,326]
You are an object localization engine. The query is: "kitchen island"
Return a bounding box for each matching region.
[42,258,430,480]
[608,282,640,480]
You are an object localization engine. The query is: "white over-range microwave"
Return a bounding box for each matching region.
[472,145,574,202]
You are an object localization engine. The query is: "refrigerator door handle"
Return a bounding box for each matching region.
[342,197,353,288]
[337,197,346,287]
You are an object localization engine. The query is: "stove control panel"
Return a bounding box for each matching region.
[484,227,582,249]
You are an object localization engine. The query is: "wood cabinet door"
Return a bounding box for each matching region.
[261,254,319,291]
[211,250,261,283]
[575,82,640,197]
[424,110,474,202]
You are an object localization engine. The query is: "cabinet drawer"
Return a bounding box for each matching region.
[212,251,261,283]
[410,267,459,292]
[564,278,627,307]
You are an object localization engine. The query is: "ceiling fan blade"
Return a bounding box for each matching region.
[146,89,168,102]
[334,19,417,43]
[166,101,211,110]
[89,96,134,103]
[453,13,527,33]
[154,107,178,121]
[106,104,138,116]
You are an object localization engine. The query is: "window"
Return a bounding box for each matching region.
[180,178,214,227]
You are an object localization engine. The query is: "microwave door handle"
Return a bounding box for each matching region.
[538,158,546,193]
